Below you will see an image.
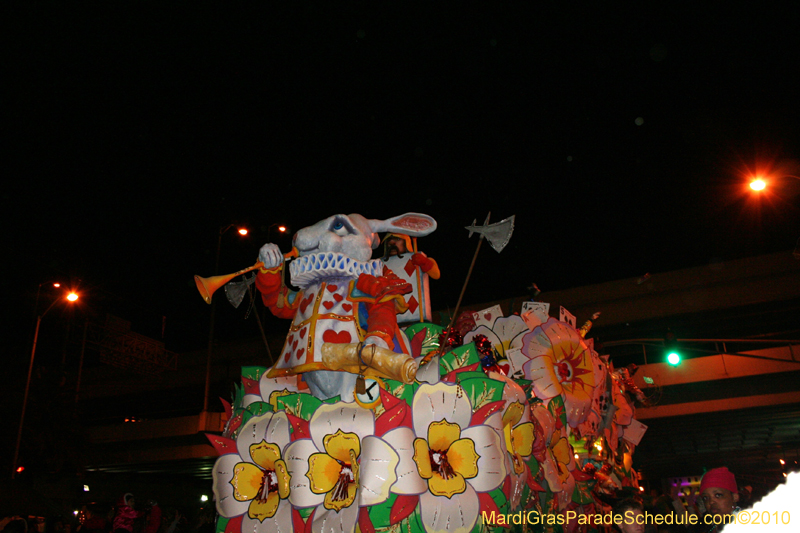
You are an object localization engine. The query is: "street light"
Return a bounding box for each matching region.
[749,173,800,192]
[203,223,249,413]
[267,222,288,242]
[12,288,79,479]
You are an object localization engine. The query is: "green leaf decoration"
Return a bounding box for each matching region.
[383,378,417,405]
[246,401,273,417]
[439,342,480,375]
[404,322,444,358]
[456,375,505,411]
[275,393,322,421]
[547,395,567,429]
[241,366,267,382]
[573,478,596,505]
[231,382,246,412]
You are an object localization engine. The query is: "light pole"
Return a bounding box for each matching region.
[203,224,248,414]
[12,289,79,479]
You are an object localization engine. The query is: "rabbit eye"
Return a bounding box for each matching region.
[329,217,353,235]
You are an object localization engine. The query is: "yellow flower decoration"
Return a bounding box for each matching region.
[230,441,290,521]
[412,420,479,498]
[548,433,572,485]
[502,402,535,475]
[306,429,361,511]
[268,389,293,412]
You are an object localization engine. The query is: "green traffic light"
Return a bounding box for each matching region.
[667,352,681,365]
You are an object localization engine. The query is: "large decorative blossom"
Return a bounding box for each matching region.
[212,411,293,532]
[464,315,528,360]
[480,373,537,510]
[521,318,598,427]
[284,402,398,533]
[410,382,506,533]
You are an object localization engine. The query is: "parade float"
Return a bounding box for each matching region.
[195,212,648,533]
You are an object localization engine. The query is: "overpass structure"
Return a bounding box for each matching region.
[65,250,800,502]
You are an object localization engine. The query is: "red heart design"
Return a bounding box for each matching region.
[323,330,352,344]
[292,338,298,350]
[342,303,352,312]
[284,350,292,363]
[296,348,305,360]
[484,312,493,321]
[326,284,338,292]
[323,301,334,310]
[333,293,343,302]
[299,294,314,314]
[299,328,307,339]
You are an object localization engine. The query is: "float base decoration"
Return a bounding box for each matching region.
[209,314,645,533]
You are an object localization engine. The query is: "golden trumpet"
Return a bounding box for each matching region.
[194,248,298,304]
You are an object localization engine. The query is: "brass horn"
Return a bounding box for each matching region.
[194,249,298,304]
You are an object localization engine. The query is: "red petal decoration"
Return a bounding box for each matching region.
[443,362,481,382]
[376,401,411,436]
[359,507,376,533]
[224,515,242,533]
[286,413,310,441]
[291,508,305,532]
[478,492,506,527]
[220,398,232,420]
[205,433,237,456]
[389,494,419,525]
[410,328,427,358]
[241,376,260,395]
[303,509,315,533]
[470,400,505,426]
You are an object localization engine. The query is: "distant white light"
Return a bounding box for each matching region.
[83,484,90,492]
[200,494,209,502]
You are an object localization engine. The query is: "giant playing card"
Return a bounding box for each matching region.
[382,253,432,323]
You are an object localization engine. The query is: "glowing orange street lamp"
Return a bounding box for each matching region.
[12,289,79,479]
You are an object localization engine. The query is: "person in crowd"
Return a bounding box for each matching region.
[612,498,645,533]
[698,467,740,533]
[112,494,143,533]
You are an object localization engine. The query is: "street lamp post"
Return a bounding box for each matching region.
[203,224,248,414]
[12,290,79,479]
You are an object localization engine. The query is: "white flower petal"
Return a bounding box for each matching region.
[285,439,325,508]
[237,412,275,460]
[383,427,427,495]
[461,425,506,493]
[419,485,479,533]
[241,499,293,533]
[523,355,563,399]
[212,454,250,518]
[265,411,292,450]
[309,403,375,452]
[259,374,300,403]
[359,436,398,506]
[310,502,359,533]
[412,382,472,437]
[415,355,441,384]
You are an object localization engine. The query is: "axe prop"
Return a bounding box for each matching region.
[421,213,515,365]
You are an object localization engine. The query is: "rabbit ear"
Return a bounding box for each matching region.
[368,213,437,237]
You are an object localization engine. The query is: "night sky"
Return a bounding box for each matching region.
[5,3,800,358]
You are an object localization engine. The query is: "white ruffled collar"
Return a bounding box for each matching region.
[289,252,383,288]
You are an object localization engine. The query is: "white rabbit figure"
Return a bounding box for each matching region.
[255,213,436,401]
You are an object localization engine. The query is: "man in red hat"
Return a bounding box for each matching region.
[699,467,740,532]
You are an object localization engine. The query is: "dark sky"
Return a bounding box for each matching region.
[5,3,800,355]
